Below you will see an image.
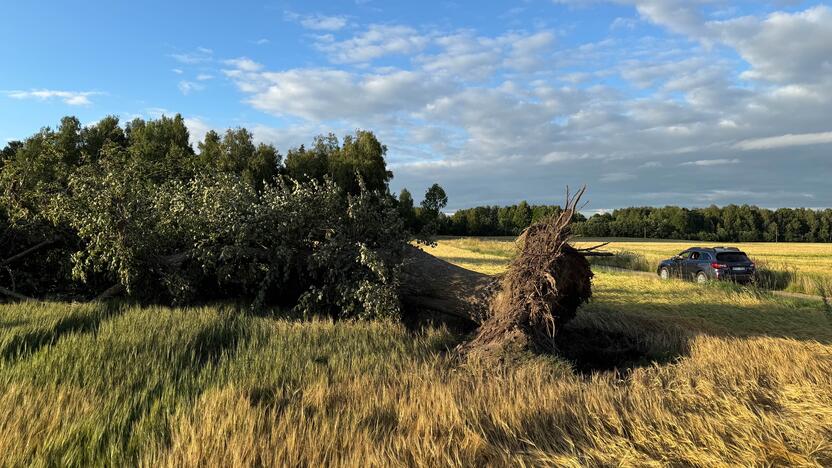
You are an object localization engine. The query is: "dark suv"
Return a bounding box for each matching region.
[657,247,756,284]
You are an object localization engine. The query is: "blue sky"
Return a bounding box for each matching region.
[2,0,831,211]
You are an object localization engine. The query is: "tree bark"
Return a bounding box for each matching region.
[1,238,56,267]
[95,283,126,301]
[399,245,498,326]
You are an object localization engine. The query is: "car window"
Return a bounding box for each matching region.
[716,252,750,262]
[676,251,690,259]
[690,252,700,260]
[701,252,712,261]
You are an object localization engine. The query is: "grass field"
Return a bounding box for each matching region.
[440,236,832,296]
[1,240,831,465]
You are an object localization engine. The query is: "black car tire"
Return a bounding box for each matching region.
[659,267,670,280]
[696,271,708,284]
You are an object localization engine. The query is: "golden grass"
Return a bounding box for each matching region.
[146,335,832,467]
[438,236,832,296]
[0,239,831,466]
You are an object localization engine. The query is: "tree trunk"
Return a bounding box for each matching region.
[399,245,499,326]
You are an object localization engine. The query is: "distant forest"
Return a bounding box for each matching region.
[435,203,832,243]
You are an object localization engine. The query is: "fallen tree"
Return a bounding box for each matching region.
[2,115,604,360]
[400,187,599,359]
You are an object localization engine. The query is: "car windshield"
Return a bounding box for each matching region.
[716,252,750,262]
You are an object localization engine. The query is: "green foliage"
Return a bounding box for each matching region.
[149,174,407,317]
[198,128,281,189]
[55,145,176,293]
[421,183,448,216]
[123,115,196,181]
[1,115,408,319]
[397,188,417,231]
[283,131,392,195]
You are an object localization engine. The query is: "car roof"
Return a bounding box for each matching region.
[685,247,743,253]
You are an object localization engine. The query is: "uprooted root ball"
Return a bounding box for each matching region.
[459,188,593,360]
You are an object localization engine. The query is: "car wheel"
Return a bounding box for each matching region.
[696,271,708,284]
[660,267,670,280]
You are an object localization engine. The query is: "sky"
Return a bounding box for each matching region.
[1,0,831,211]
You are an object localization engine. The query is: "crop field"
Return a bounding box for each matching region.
[1,240,831,466]
[439,237,832,296]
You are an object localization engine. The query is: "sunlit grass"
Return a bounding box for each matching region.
[0,239,831,465]
[437,236,832,296]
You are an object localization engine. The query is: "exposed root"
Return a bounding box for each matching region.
[459,187,593,360]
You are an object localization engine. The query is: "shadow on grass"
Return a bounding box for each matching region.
[0,318,30,329]
[0,302,126,361]
[179,311,249,369]
[555,312,693,376]
[587,286,832,344]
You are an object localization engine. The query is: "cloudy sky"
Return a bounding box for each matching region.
[2,1,831,210]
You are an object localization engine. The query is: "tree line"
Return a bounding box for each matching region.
[432,202,581,236]
[430,202,832,242]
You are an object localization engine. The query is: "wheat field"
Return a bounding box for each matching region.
[439,236,832,296]
[0,240,830,466]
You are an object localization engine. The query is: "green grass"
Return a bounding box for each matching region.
[0,240,831,465]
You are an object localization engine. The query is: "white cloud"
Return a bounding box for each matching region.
[680,158,739,166]
[302,14,348,31]
[314,24,429,63]
[611,16,639,30]
[169,47,213,64]
[600,172,636,182]
[223,57,263,72]
[224,64,451,121]
[172,68,184,74]
[184,117,212,147]
[6,89,100,106]
[178,80,205,95]
[284,11,349,31]
[417,32,502,80]
[196,74,214,81]
[217,6,832,209]
[615,3,832,87]
[735,131,832,151]
[713,6,832,84]
[145,107,169,118]
[619,0,710,39]
[504,30,556,71]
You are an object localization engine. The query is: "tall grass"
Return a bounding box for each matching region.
[1,261,831,465]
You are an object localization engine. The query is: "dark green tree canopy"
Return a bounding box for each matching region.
[421,183,448,216]
[197,128,280,188]
[284,131,392,195]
